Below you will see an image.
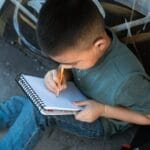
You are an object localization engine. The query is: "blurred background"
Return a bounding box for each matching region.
[0,0,149,74]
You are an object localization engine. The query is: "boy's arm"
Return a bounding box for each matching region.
[74,73,150,125]
[74,100,150,125]
[103,105,150,125]
[112,73,150,125]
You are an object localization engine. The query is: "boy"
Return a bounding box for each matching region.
[37,0,150,135]
[0,0,149,149]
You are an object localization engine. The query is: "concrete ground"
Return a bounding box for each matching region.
[0,38,137,150]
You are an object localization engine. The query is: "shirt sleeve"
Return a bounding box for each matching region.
[115,73,150,114]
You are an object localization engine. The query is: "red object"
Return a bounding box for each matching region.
[121,144,132,150]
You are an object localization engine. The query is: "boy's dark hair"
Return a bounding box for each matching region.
[37,0,105,56]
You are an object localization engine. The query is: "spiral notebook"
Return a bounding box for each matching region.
[16,74,86,115]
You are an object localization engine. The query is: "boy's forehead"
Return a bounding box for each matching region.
[49,43,93,64]
[50,57,80,65]
[49,50,81,64]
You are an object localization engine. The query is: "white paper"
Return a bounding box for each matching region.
[23,75,86,112]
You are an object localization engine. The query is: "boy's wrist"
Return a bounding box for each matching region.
[102,104,109,117]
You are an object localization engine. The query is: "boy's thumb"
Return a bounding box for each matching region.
[73,101,88,106]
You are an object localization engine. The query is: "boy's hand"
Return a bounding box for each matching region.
[44,69,67,95]
[74,100,105,123]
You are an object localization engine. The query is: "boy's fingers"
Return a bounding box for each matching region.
[62,84,67,90]
[61,78,67,90]
[44,70,62,95]
[52,70,63,91]
[52,70,59,83]
[44,69,68,95]
[73,101,89,106]
[45,79,59,94]
[59,84,67,91]
[53,75,59,84]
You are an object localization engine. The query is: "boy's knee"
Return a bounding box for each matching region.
[10,96,32,106]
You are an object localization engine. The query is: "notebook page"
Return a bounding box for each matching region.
[23,75,86,111]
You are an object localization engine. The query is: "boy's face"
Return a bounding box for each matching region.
[50,44,105,70]
[50,47,98,70]
[49,32,111,70]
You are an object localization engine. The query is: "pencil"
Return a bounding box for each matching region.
[57,66,64,96]
[59,66,64,85]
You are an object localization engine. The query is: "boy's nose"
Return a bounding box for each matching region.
[61,64,73,69]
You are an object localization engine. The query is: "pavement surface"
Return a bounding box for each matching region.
[0,38,137,150]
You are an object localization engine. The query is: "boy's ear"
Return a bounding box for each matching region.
[93,38,106,51]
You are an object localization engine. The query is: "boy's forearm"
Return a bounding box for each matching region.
[102,105,150,125]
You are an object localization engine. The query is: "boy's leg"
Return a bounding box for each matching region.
[0,96,32,129]
[47,115,104,138]
[0,96,47,150]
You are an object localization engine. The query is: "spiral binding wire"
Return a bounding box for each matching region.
[18,75,46,112]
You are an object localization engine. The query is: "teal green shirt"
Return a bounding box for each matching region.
[72,30,150,136]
